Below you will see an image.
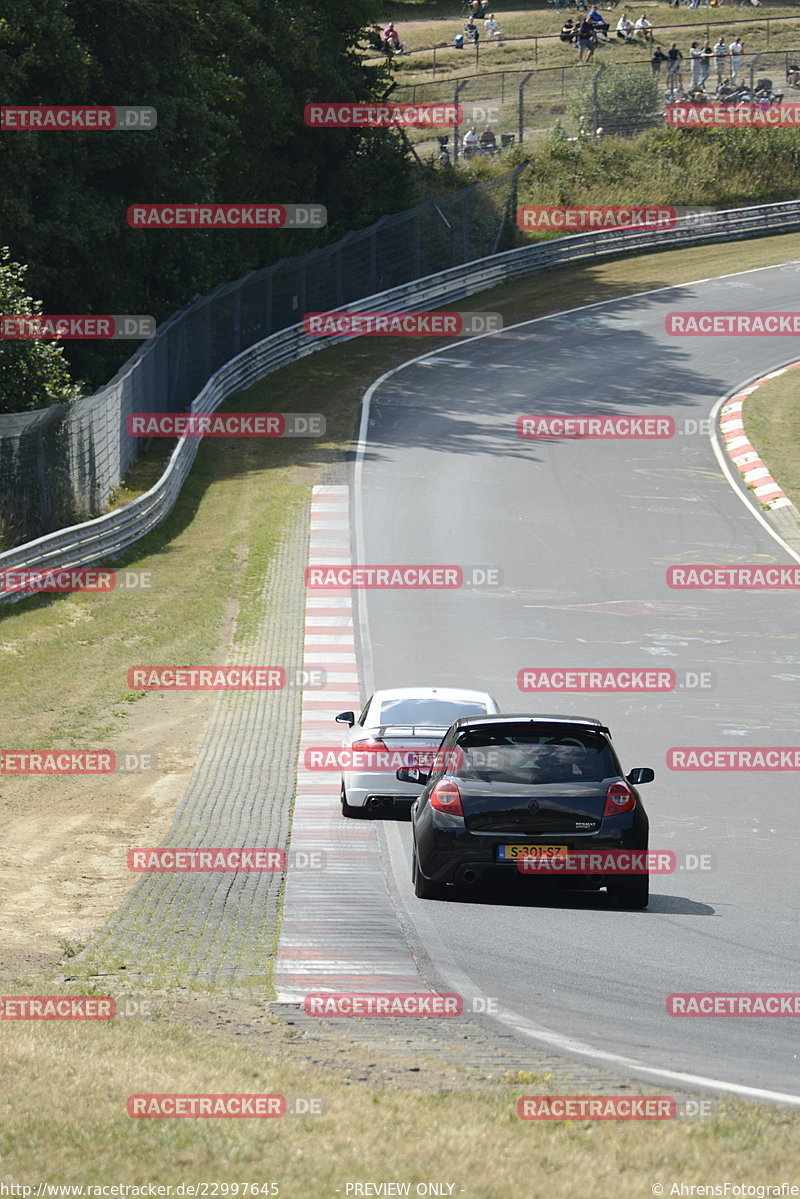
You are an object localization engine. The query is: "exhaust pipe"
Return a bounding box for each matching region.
[460,868,480,885]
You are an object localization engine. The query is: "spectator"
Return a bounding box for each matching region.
[470,0,484,17]
[634,13,654,42]
[713,36,728,85]
[382,22,407,55]
[666,41,683,89]
[463,126,480,157]
[560,17,578,43]
[484,12,505,44]
[699,40,713,86]
[479,125,497,154]
[616,12,635,42]
[787,60,800,87]
[577,13,597,61]
[729,36,743,82]
[464,17,480,44]
[587,5,610,41]
[651,44,668,74]
[688,41,703,86]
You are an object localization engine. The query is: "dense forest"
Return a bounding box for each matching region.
[0,0,413,403]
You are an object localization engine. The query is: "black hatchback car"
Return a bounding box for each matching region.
[399,714,653,908]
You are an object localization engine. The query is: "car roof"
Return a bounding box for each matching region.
[371,687,497,703]
[450,713,611,733]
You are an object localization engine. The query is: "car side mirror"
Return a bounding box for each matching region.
[627,767,655,785]
[396,767,430,786]
[335,711,355,727]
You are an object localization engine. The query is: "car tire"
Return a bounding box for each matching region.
[412,848,447,900]
[340,783,368,818]
[607,875,649,909]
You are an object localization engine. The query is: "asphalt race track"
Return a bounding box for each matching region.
[354,263,800,1101]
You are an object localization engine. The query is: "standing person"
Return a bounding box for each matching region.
[666,42,683,90]
[689,41,703,86]
[713,36,728,85]
[729,36,743,82]
[698,40,713,86]
[577,13,597,62]
[651,44,668,74]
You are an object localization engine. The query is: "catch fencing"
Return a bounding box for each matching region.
[0,168,523,549]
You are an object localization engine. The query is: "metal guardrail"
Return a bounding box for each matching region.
[3,199,800,600]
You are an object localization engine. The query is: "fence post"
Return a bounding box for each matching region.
[432,46,436,80]
[766,19,770,49]
[462,193,470,261]
[453,78,469,161]
[592,62,606,136]
[518,71,533,146]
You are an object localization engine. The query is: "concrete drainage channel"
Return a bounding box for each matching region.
[72,482,682,1097]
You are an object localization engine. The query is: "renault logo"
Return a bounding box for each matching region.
[526,799,539,813]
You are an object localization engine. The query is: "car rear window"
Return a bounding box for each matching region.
[455,726,617,784]
[377,698,488,726]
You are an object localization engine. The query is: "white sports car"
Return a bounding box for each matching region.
[336,686,500,816]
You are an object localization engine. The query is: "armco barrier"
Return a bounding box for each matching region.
[2,200,800,600]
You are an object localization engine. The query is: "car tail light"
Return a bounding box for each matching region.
[351,737,389,752]
[603,781,635,816]
[430,779,463,817]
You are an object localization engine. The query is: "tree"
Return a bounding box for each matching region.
[0,247,80,414]
[0,0,413,391]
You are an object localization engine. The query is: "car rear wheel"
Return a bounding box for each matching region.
[412,848,447,899]
[607,875,649,909]
[340,783,368,818]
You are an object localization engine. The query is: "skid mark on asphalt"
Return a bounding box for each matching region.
[274,485,429,1001]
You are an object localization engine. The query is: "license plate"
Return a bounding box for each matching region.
[497,844,569,862]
